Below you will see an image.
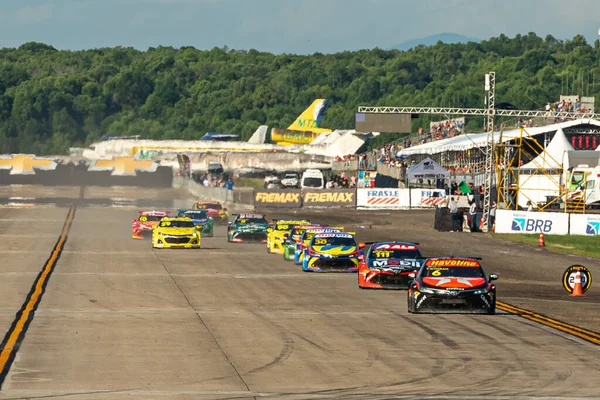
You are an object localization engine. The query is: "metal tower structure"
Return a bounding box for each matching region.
[480,72,495,232]
[357,71,600,228]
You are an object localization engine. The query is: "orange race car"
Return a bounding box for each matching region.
[132,210,170,239]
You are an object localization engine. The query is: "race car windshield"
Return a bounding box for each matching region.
[369,249,421,259]
[423,267,484,278]
[201,203,222,210]
[182,212,207,219]
[139,215,163,222]
[312,237,356,247]
[238,217,267,224]
[159,220,195,228]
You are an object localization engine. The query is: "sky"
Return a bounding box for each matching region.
[0,0,599,54]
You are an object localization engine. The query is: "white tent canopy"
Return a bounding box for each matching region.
[406,157,450,179]
[398,119,600,157]
[520,127,574,170]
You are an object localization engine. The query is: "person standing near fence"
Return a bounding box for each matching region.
[449,197,458,232]
[469,200,478,232]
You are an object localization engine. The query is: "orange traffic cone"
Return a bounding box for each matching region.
[571,271,584,297]
[538,233,545,247]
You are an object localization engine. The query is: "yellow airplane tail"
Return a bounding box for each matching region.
[287,99,331,133]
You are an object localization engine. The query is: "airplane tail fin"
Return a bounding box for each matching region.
[287,99,329,132]
[247,125,268,144]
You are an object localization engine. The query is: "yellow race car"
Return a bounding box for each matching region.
[266,219,311,254]
[152,217,201,249]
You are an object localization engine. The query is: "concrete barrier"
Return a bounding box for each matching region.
[0,164,173,187]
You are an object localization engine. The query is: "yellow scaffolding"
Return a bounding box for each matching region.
[494,127,567,212]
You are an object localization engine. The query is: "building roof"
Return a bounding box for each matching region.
[397,119,600,157]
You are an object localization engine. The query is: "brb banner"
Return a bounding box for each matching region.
[495,210,569,235]
[570,214,600,236]
[356,188,410,209]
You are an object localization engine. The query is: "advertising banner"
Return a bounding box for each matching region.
[254,190,301,208]
[495,210,569,235]
[569,214,600,236]
[302,189,356,208]
[357,188,410,209]
[411,189,447,208]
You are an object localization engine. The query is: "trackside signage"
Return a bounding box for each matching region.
[495,210,569,235]
[302,189,355,208]
[570,214,600,236]
[357,188,409,209]
[254,190,301,208]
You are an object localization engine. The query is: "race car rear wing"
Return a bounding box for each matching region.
[138,210,171,214]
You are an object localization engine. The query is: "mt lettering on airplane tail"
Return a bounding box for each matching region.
[286,99,332,135]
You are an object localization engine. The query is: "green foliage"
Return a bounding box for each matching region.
[1,34,599,154]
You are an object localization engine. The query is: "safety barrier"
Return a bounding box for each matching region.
[248,188,445,210]
[495,209,600,236]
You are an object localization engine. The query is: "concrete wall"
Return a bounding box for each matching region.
[161,152,332,172]
[172,176,254,208]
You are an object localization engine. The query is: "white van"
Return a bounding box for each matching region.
[301,169,325,189]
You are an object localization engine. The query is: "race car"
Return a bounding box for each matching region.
[358,242,424,289]
[407,257,498,314]
[302,232,364,272]
[176,209,213,237]
[132,210,170,239]
[294,226,345,264]
[282,224,326,261]
[193,201,229,224]
[227,213,269,242]
[152,217,201,249]
[266,219,311,254]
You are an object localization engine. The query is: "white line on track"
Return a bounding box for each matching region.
[0,390,591,399]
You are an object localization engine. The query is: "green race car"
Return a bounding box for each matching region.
[176,209,214,237]
[227,213,269,242]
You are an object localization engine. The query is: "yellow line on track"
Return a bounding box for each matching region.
[0,205,77,389]
[497,301,600,345]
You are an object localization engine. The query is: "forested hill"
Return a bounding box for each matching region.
[0,33,598,155]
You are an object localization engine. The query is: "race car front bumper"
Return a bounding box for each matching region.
[230,232,268,243]
[283,245,296,261]
[269,240,286,254]
[410,288,495,313]
[304,256,359,272]
[153,236,200,249]
[132,229,152,240]
[359,270,413,289]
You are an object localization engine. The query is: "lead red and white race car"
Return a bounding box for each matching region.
[132,210,170,239]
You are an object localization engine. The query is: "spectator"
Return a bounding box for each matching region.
[449,197,459,232]
[469,200,478,232]
[490,200,496,229]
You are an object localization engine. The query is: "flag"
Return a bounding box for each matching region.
[458,181,472,194]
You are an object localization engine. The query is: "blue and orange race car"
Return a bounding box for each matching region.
[301,232,364,272]
[294,227,344,265]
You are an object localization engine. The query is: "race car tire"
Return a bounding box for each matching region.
[487,300,496,315]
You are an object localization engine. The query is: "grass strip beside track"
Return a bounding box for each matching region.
[497,301,600,345]
[493,233,600,259]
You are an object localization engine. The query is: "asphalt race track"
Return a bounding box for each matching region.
[0,185,599,399]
